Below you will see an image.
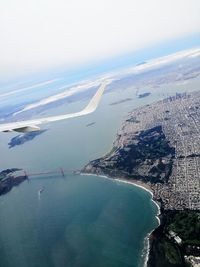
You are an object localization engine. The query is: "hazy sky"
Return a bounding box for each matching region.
[0,0,200,77]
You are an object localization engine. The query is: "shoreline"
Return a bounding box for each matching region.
[113,177,161,267]
[81,172,161,267]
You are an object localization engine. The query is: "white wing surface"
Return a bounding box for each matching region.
[0,81,108,133]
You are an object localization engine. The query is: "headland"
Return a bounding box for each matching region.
[0,168,27,195]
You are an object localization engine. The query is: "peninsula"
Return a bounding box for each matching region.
[82,91,200,267]
[0,169,27,196]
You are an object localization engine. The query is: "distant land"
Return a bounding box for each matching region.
[136,61,147,66]
[86,122,96,127]
[2,47,199,124]
[82,90,200,267]
[138,92,151,98]
[110,98,132,106]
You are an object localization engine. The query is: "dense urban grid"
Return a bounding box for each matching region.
[118,91,200,210]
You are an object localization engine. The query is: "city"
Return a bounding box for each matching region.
[122,91,200,210]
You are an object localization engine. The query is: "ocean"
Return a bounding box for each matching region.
[0,173,158,267]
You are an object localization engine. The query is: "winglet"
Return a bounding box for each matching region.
[81,80,109,115]
[0,81,109,133]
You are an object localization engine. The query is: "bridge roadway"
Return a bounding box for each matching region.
[23,167,80,178]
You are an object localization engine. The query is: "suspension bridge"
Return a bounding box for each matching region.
[23,167,81,179]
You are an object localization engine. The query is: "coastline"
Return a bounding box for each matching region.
[111,177,161,267]
[81,172,161,267]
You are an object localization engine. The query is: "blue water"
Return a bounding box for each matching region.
[0,175,158,267]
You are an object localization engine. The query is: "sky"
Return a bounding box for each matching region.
[0,0,200,78]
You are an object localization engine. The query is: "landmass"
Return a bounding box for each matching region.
[8,129,47,148]
[110,98,132,106]
[136,61,147,66]
[148,210,200,267]
[2,48,199,124]
[0,169,27,196]
[138,92,151,98]
[82,91,200,267]
[86,122,96,127]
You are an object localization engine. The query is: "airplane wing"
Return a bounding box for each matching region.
[0,81,108,133]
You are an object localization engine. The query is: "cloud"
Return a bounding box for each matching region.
[0,0,200,77]
[0,79,59,98]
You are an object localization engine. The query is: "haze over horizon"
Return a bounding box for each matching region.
[0,0,200,79]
